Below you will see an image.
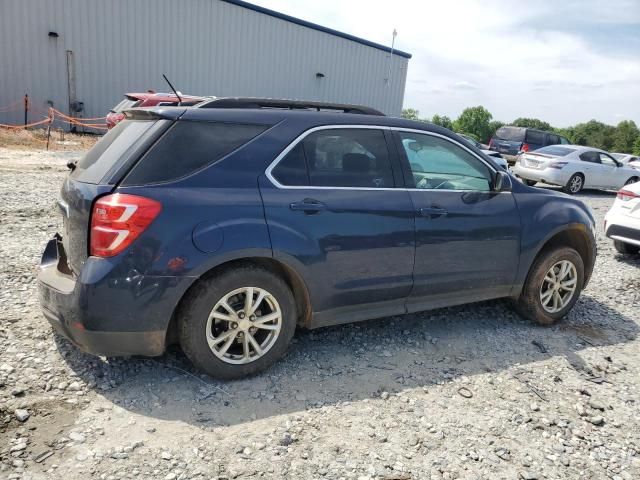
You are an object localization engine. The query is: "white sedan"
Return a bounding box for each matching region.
[512,145,640,194]
[605,181,640,255]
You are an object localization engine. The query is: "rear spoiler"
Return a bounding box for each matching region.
[123,108,186,121]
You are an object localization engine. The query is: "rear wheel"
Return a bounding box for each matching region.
[514,247,584,325]
[179,265,297,379]
[614,240,640,255]
[563,173,584,194]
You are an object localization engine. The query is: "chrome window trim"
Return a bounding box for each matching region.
[264,124,500,192]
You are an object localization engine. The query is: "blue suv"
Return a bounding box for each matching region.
[38,99,596,379]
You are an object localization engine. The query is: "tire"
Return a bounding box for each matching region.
[614,240,640,255]
[178,265,297,379]
[524,180,537,186]
[514,247,584,326]
[563,173,584,194]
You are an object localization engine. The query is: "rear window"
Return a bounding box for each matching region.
[525,130,544,144]
[71,120,160,184]
[534,146,576,157]
[111,98,140,113]
[494,127,525,142]
[122,121,268,185]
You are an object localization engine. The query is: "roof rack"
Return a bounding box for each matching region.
[196,97,385,116]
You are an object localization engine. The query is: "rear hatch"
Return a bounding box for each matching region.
[492,126,525,155]
[60,115,172,273]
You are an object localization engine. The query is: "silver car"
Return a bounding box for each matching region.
[512,145,640,194]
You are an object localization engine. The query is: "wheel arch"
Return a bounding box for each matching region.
[165,256,312,347]
[519,225,596,296]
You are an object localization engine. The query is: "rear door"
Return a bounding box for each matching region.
[260,126,415,321]
[392,130,521,309]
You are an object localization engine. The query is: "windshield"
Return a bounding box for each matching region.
[610,153,626,161]
[494,126,525,142]
[534,146,576,157]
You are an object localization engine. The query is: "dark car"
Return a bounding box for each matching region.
[38,98,596,379]
[489,126,570,156]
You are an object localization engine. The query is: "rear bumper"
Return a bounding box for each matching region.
[605,211,640,247]
[38,236,193,357]
[512,165,568,186]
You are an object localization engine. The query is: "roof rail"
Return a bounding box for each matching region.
[196,97,385,116]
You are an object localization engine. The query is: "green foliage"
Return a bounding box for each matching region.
[452,106,493,143]
[401,108,420,121]
[571,120,616,151]
[511,117,553,131]
[612,120,639,153]
[431,114,453,130]
[401,106,640,153]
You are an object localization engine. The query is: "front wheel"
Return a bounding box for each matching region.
[514,247,584,325]
[625,177,639,186]
[179,265,297,379]
[614,240,640,255]
[563,173,584,194]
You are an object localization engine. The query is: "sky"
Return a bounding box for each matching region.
[250,0,640,127]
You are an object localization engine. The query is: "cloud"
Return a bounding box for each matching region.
[251,0,640,126]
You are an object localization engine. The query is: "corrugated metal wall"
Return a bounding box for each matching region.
[0,0,409,127]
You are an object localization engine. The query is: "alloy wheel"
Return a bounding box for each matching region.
[206,287,282,364]
[569,176,583,193]
[539,260,578,313]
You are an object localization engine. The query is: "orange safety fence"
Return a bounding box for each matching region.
[0,100,23,112]
[0,105,108,131]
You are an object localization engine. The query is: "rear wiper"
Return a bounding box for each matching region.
[66,161,77,171]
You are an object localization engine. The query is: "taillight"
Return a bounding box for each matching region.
[617,189,640,202]
[521,143,530,152]
[549,161,568,169]
[90,194,162,257]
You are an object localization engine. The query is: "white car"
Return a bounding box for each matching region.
[611,152,640,166]
[512,145,640,194]
[605,181,640,254]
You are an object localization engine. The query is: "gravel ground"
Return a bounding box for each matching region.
[1,146,639,480]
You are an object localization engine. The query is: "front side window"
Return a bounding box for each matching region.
[398,132,492,191]
[559,136,570,144]
[599,153,618,167]
[547,134,560,145]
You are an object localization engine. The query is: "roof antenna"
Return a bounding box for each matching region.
[162,74,182,106]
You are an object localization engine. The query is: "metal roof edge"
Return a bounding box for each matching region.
[220,0,412,59]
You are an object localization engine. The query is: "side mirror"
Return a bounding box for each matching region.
[494,171,512,192]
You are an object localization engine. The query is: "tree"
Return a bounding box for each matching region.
[612,120,639,153]
[511,117,553,132]
[453,106,493,143]
[401,108,420,121]
[633,136,640,156]
[431,114,453,130]
[571,120,616,151]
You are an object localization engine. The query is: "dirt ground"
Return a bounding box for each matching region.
[1,143,639,480]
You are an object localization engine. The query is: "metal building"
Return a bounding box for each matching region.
[0,0,411,127]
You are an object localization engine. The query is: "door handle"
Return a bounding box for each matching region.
[418,205,448,218]
[290,199,327,213]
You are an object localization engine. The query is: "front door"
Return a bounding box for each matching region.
[392,130,521,310]
[260,127,415,323]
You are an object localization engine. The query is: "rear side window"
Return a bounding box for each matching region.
[580,151,600,163]
[535,146,575,156]
[72,120,159,184]
[272,143,309,186]
[123,121,267,185]
[547,134,560,145]
[525,130,544,144]
[494,127,525,142]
